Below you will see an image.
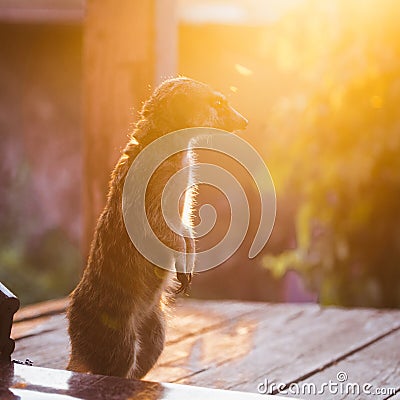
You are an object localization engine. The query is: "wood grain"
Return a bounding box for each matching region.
[14,298,68,323]
[293,329,400,400]
[83,0,156,252]
[172,305,400,393]
[10,298,400,399]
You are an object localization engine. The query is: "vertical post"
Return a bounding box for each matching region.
[0,283,20,362]
[83,0,177,255]
[154,0,178,85]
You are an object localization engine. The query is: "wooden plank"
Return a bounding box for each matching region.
[14,298,68,323]
[12,299,256,342]
[12,315,61,341]
[171,306,400,393]
[11,300,265,370]
[11,299,261,342]
[10,299,400,397]
[291,329,400,400]
[146,303,307,382]
[167,300,269,344]
[13,328,70,369]
[1,363,288,400]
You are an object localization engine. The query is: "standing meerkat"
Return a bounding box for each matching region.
[67,77,248,379]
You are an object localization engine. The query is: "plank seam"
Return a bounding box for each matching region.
[384,387,400,399]
[269,324,400,395]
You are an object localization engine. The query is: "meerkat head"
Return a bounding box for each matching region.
[136,77,248,140]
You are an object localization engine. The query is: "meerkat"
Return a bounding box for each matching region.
[67,77,248,379]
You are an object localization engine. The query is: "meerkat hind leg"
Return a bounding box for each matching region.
[129,309,166,379]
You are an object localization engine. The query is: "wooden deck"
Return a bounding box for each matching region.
[5,299,400,399]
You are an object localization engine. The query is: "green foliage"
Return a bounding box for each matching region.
[0,229,81,306]
[0,160,81,306]
[264,0,400,307]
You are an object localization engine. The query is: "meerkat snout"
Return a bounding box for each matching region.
[219,102,248,132]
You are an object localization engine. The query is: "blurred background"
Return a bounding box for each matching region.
[0,0,399,308]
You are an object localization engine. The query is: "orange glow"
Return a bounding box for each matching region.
[234,63,253,76]
[370,95,383,109]
[178,0,400,307]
